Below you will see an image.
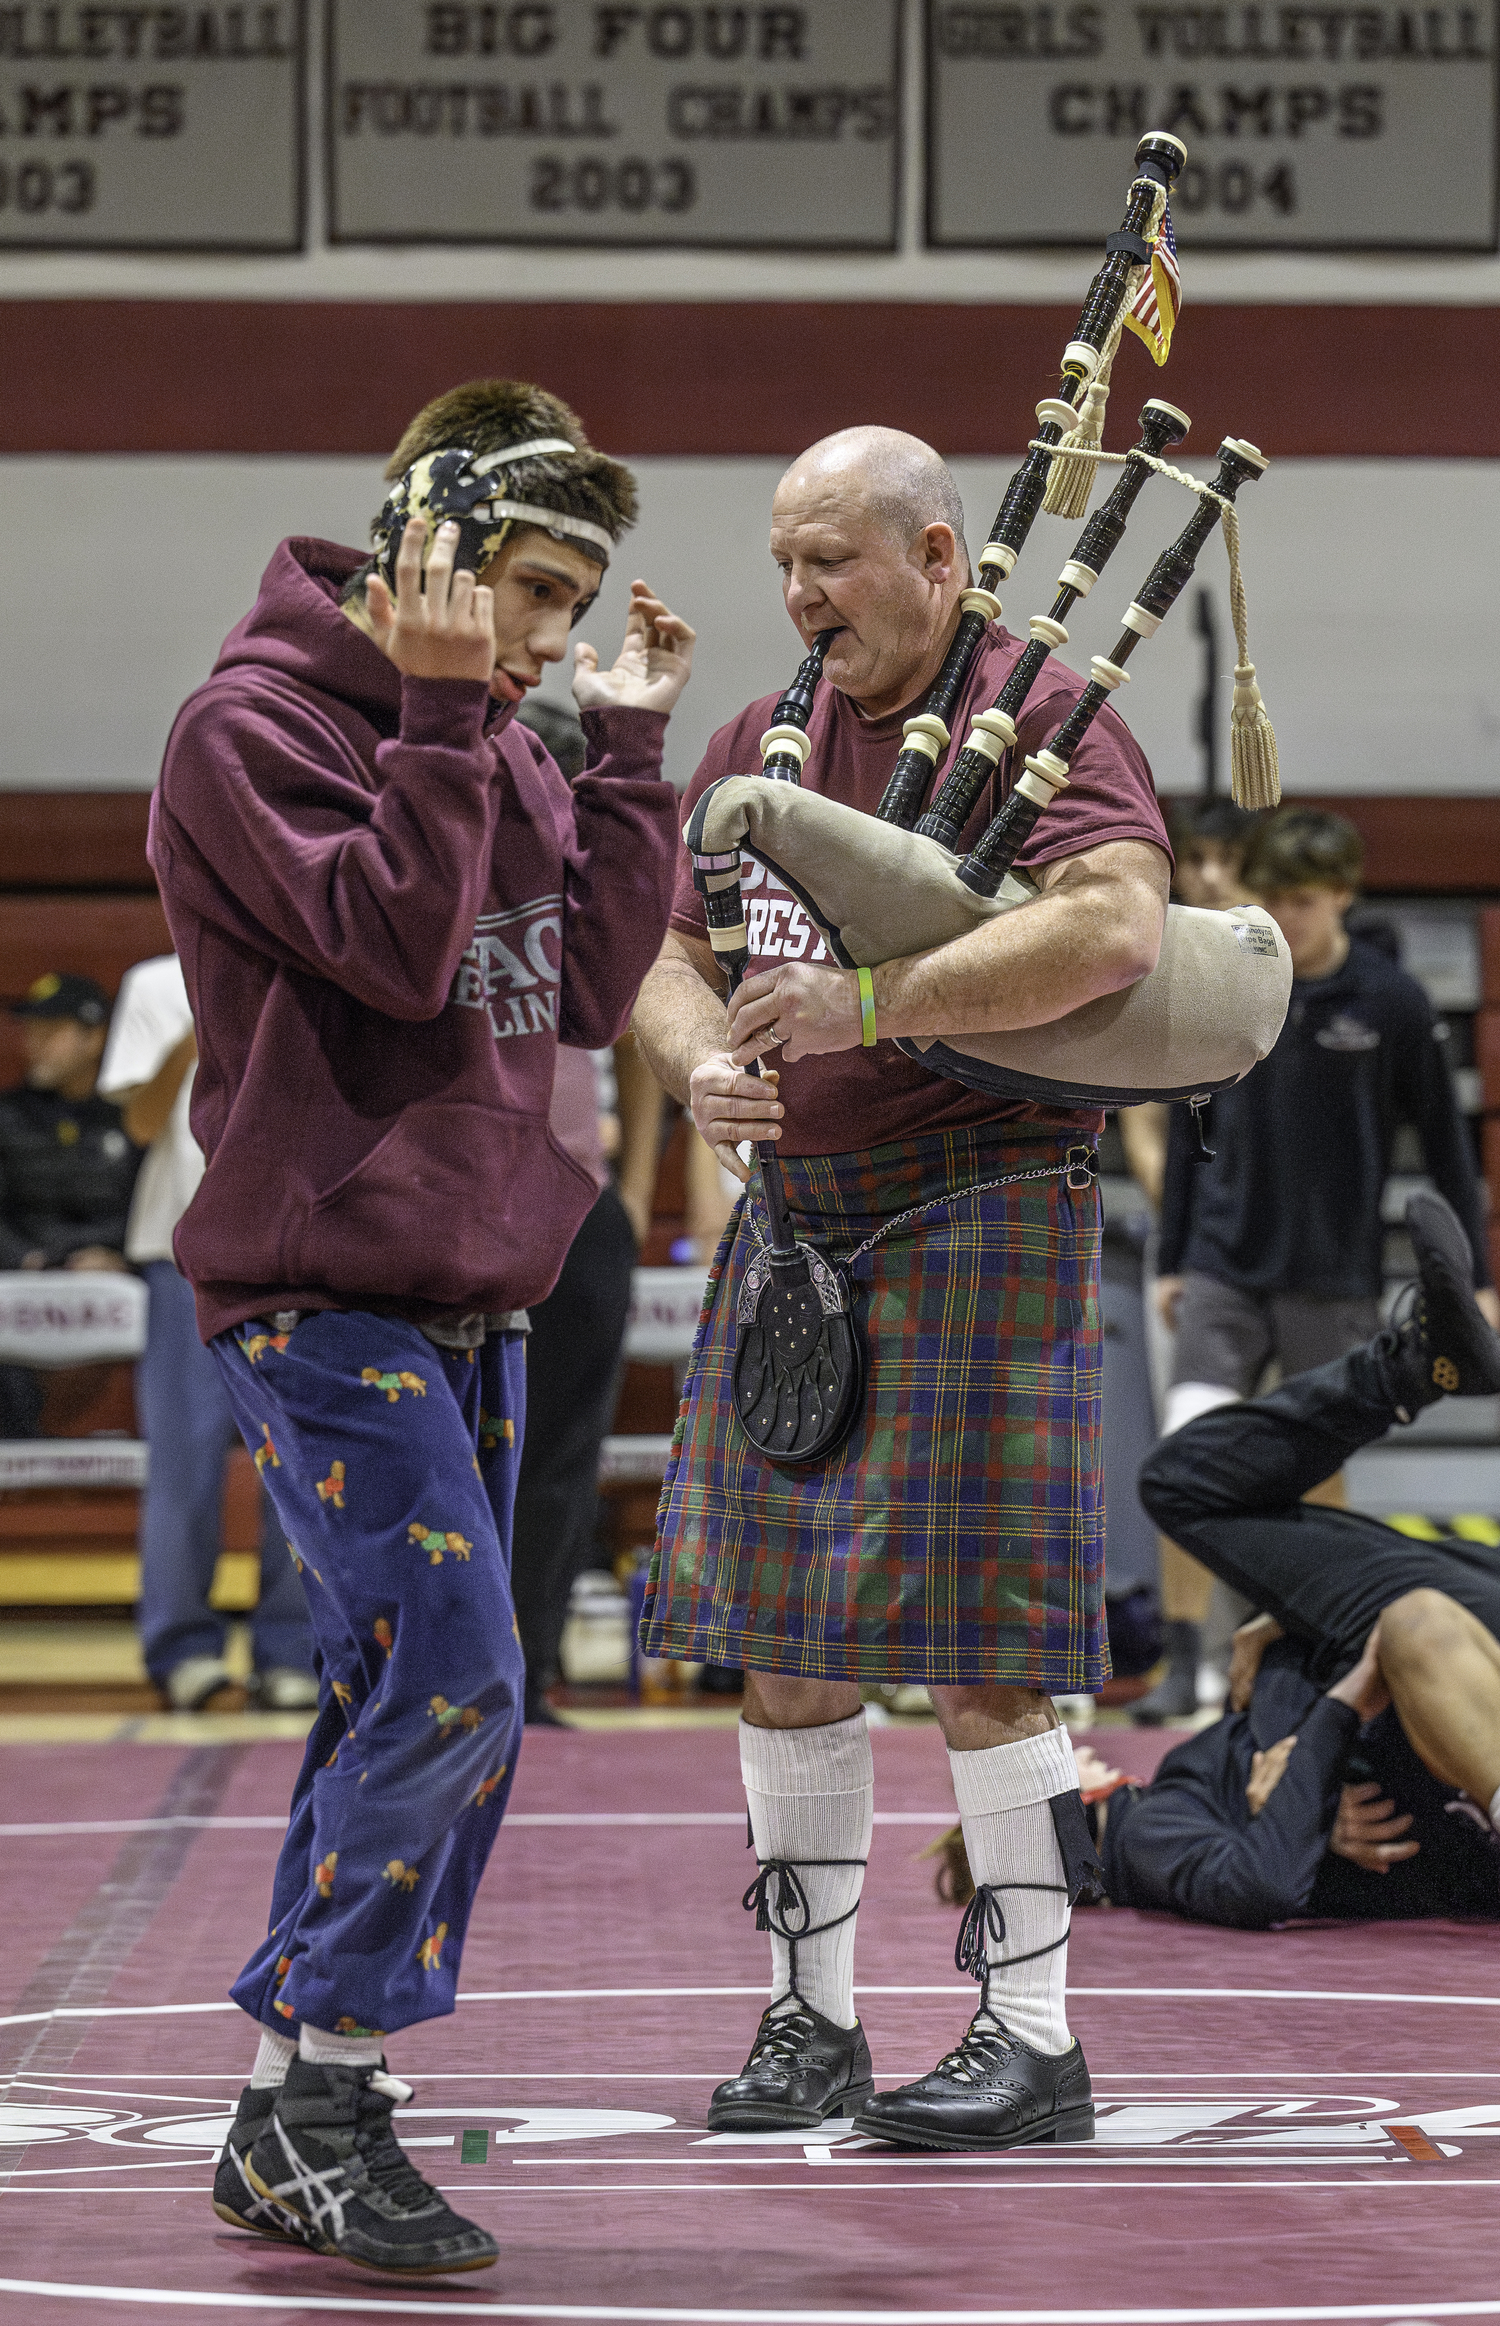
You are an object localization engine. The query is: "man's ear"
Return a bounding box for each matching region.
[918,522,958,582]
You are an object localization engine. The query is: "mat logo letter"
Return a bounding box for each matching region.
[452,895,564,1042]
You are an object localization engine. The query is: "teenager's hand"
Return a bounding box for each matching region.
[572,581,694,716]
[365,518,496,685]
[1479,1287,1500,1331]
[1328,1780,1419,1872]
[1227,1612,1283,1712]
[688,1052,780,1183]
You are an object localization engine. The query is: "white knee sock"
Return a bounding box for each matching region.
[250,2027,295,2089]
[950,1725,1079,2058]
[739,1711,873,2030]
[300,2020,385,2070]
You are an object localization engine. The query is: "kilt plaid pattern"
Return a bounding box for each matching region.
[642,1121,1107,1689]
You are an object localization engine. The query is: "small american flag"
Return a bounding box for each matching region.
[1123,198,1180,367]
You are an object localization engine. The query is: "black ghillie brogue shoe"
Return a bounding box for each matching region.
[855,2016,1094,2153]
[707,2000,875,2131]
[1383,1192,1500,1418]
[243,2058,498,2277]
[212,2084,313,2245]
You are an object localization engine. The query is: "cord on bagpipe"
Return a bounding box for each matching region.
[955,436,1273,900]
[872,130,1187,834]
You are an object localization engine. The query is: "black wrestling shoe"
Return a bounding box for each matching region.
[211,2084,313,2246]
[243,2058,497,2277]
[1383,1192,1500,1416]
[707,2000,874,2130]
[855,2014,1094,2153]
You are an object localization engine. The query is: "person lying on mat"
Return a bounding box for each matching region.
[935,1191,1500,1931]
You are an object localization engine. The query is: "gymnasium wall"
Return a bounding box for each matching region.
[2,447,1498,798]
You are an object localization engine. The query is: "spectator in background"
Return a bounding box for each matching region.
[1139,808,1499,1722]
[1124,801,1260,1719]
[98,956,315,1715]
[0,972,142,1439]
[508,699,645,1725]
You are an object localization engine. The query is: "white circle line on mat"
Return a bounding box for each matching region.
[6,1986,1500,2034]
[0,1812,958,1838]
[5,2274,1500,2320]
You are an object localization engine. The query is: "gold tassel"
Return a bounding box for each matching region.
[1230,664,1281,809]
[1221,503,1282,810]
[1043,362,1110,521]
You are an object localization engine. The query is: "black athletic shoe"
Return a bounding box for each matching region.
[212,2084,313,2246]
[1383,1192,1500,1417]
[243,2058,498,2277]
[855,2016,1094,2153]
[707,2001,874,2130]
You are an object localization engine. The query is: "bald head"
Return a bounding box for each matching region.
[776,427,968,571]
[769,426,975,717]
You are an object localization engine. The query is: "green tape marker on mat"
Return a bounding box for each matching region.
[460,2128,489,2164]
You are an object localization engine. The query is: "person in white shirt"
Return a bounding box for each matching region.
[99,955,315,1713]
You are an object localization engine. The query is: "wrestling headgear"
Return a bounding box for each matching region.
[371,437,616,605]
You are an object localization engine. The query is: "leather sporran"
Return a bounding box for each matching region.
[731,1240,864,1466]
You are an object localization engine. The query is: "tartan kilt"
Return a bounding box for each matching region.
[641,1119,1107,1689]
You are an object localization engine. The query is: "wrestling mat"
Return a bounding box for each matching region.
[1,1722,1497,2324]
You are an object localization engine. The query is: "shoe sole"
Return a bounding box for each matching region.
[211,2197,308,2246]
[852,2102,1095,2153]
[706,2078,875,2133]
[242,2157,498,2275]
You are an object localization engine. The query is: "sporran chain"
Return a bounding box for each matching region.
[745,1149,1096,1271]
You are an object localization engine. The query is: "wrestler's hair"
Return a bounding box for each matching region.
[385,379,638,545]
[1243,808,1364,897]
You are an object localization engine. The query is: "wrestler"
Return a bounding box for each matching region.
[631,424,1171,2152]
[150,380,693,2275]
[931,1194,1500,1930]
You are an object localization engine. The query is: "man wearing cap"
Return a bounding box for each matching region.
[151,377,693,2279]
[0,972,142,1436]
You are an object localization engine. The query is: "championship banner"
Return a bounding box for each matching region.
[0,1,303,250]
[0,1271,148,1366]
[926,0,1498,250]
[327,0,901,247]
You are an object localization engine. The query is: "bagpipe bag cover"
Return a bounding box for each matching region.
[689,776,1292,1108]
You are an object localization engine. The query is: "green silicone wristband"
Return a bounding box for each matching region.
[857,965,877,1048]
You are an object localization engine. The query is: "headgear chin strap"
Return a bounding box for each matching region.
[371,437,613,601]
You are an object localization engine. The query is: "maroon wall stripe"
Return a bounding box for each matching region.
[2,300,1497,459]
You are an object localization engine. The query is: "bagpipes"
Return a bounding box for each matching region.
[689,133,1294,1467]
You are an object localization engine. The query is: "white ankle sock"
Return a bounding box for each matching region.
[250,2027,295,2089]
[949,1725,1079,2058]
[739,1710,873,2030]
[300,2020,385,2070]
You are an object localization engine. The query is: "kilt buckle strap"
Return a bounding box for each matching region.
[1065,1145,1096,1192]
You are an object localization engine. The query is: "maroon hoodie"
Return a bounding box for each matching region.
[150,538,678,1341]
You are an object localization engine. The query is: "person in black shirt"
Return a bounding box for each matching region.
[0,972,143,1436]
[1093,1193,1500,1928]
[1138,811,1496,1719]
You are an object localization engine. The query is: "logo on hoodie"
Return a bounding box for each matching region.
[452,896,563,1042]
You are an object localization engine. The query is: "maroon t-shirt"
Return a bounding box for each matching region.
[671,623,1171,1156]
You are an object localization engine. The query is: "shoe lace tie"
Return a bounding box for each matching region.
[744,1999,822,2070]
[353,2096,441,2213]
[742,1852,868,2012]
[941,1879,1069,2076]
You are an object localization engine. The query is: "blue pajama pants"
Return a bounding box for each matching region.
[213,1310,526,2040]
